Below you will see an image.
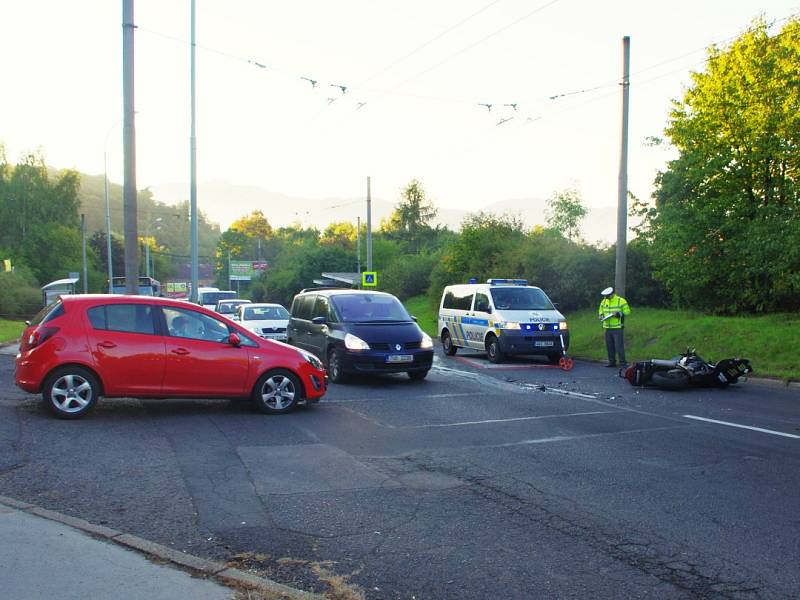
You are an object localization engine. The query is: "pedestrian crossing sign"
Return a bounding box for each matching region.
[362,271,378,287]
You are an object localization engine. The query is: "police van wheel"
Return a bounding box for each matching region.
[442,331,457,356]
[486,335,504,364]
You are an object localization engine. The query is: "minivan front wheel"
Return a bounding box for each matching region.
[43,366,100,419]
[327,348,348,384]
[253,369,301,414]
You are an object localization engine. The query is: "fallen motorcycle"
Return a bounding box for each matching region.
[621,348,752,389]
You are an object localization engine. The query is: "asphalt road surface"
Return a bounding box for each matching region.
[1,349,798,599]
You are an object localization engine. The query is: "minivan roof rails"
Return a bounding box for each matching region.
[298,286,350,293]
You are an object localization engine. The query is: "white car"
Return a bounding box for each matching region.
[215,298,251,319]
[238,303,290,341]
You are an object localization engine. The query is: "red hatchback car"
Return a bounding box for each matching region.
[15,295,327,419]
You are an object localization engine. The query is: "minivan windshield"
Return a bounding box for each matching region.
[490,287,554,311]
[331,294,411,323]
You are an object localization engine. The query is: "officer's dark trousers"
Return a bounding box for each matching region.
[604,328,626,364]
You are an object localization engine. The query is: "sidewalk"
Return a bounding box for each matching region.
[0,502,232,600]
[0,496,320,600]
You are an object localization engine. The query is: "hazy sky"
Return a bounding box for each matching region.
[2,1,797,228]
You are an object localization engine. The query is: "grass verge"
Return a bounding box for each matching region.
[403,295,438,338]
[0,319,25,344]
[565,308,800,381]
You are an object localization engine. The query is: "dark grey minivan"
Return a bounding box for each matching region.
[287,288,434,383]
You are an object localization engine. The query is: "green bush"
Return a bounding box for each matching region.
[380,252,440,300]
[0,270,43,319]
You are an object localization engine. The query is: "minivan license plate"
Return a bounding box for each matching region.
[387,354,413,363]
[534,341,554,347]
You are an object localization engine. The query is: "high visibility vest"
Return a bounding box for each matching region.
[599,295,630,329]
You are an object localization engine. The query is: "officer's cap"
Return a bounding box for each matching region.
[601,286,614,297]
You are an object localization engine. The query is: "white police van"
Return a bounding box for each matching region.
[438,279,569,363]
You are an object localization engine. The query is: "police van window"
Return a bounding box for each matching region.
[490,287,554,311]
[442,291,456,309]
[474,293,491,313]
[453,291,474,311]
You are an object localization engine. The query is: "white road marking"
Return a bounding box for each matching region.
[518,383,598,400]
[409,410,617,429]
[683,415,800,439]
[490,425,687,448]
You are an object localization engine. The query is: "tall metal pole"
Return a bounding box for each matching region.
[81,214,88,293]
[122,0,139,295]
[366,176,372,271]
[189,0,199,302]
[614,36,630,297]
[356,216,361,275]
[104,151,114,293]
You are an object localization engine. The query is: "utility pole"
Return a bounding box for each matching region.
[81,214,88,293]
[122,0,139,295]
[366,176,372,271]
[189,0,199,302]
[104,151,113,293]
[615,36,631,297]
[356,216,361,276]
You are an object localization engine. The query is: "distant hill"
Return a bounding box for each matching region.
[150,180,636,243]
[75,172,220,258]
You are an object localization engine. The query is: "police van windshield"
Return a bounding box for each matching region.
[490,287,554,311]
[332,294,411,323]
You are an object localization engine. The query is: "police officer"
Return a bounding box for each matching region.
[598,287,631,367]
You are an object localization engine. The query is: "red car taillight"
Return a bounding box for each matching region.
[24,326,60,350]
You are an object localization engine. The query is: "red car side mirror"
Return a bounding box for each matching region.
[228,332,241,347]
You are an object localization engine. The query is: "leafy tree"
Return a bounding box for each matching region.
[428,213,527,299]
[381,179,439,253]
[321,221,357,249]
[21,224,83,284]
[0,152,80,253]
[645,17,800,312]
[89,231,125,279]
[545,188,588,241]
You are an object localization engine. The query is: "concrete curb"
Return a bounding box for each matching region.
[0,494,322,600]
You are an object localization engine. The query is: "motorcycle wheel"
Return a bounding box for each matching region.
[650,369,690,390]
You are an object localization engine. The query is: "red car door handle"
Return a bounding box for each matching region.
[97,341,117,349]
[171,348,190,355]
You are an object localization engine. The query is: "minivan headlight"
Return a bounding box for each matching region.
[344,333,370,351]
[559,321,568,330]
[420,333,433,349]
[497,321,520,330]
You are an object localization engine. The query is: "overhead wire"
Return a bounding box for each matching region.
[352,0,506,89]
[134,8,799,144]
